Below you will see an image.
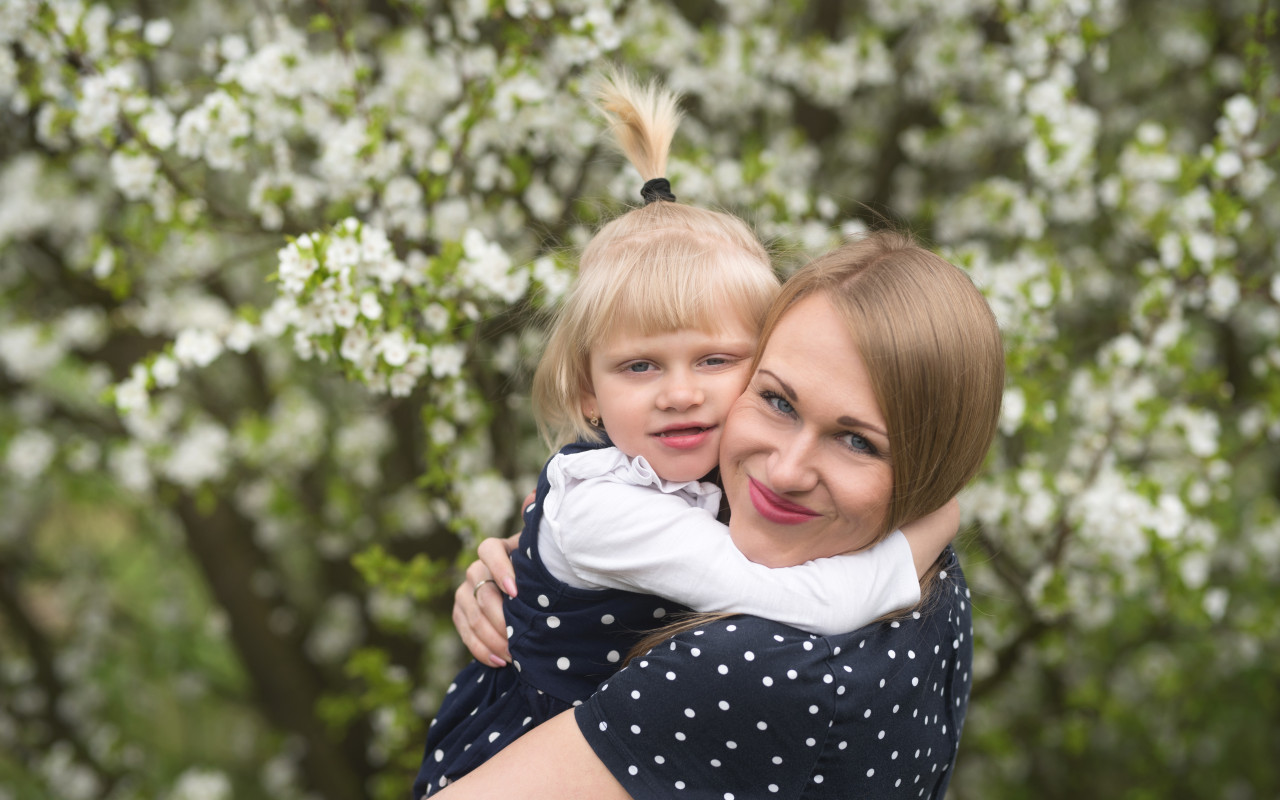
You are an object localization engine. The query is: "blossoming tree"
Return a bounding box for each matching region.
[1,1,1276,798]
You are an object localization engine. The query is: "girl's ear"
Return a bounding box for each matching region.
[578,389,596,420]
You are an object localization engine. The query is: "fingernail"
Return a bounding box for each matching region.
[489,655,507,667]
[503,578,517,597]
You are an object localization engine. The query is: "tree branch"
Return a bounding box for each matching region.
[174,493,371,800]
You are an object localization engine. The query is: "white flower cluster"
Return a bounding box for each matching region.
[112,312,252,423]
[1210,95,1273,198]
[264,218,541,398]
[274,221,418,395]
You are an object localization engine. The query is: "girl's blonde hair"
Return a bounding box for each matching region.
[628,230,1005,658]
[532,72,779,447]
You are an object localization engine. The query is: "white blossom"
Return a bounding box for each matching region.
[168,768,231,800]
[422,303,451,333]
[92,249,115,280]
[151,354,180,388]
[389,371,418,397]
[1213,150,1243,179]
[161,421,230,488]
[429,418,457,446]
[377,331,410,367]
[306,595,363,664]
[5,429,56,482]
[532,256,572,303]
[457,472,516,538]
[368,588,413,627]
[57,308,107,350]
[0,323,63,381]
[114,364,151,415]
[359,293,383,321]
[224,320,255,353]
[999,386,1026,436]
[109,150,159,200]
[1203,587,1229,621]
[1206,273,1240,318]
[1101,333,1143,368]
[1219,94,1257,141]
[73,67,132,140]
[173,329,223,368]
[428,343,465,378]
[40,743,99,800]
[143,18,173,46]
[340,326,370,363]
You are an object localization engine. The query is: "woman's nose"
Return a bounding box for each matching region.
[767,433,818,493]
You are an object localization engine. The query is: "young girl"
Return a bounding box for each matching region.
[412,74,951,798]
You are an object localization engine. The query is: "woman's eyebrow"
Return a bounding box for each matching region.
[838,416,888,438]
[758,369,796,401]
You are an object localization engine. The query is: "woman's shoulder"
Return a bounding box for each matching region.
[688,553,972,649]
[581,569,974,799]
[652,556,974,708]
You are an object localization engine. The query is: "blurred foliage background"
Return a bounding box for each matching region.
[1,1,1278,798]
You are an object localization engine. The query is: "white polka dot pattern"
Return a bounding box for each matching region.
[575,550,973,799]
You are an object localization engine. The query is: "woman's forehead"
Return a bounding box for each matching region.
[760,294,846,354]
[756,295,881,415]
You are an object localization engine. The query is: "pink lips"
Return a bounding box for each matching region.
[748,478,821,525]
[653,424,714,450]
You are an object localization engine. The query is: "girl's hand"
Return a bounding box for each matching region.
[453,533,521,666]
[900,498,960,579]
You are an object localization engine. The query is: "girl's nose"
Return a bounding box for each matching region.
[657,373,704,411]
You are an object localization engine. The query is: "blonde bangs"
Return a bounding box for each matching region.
[582,247,776,344]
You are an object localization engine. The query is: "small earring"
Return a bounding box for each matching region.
[590,414,600,427]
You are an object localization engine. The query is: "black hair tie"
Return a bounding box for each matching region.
[640,177,676,204]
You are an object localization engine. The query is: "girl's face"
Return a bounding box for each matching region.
[720,293,894,568]
[582,315,757,483]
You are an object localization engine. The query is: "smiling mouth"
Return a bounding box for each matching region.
[748,478,821,524]
[655,426,713,438]
[652,425,716,450]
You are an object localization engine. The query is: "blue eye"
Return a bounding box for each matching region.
[839,432,879,456]
[626,362,653,373]
[761,391,794,415]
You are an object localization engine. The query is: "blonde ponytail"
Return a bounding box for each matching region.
[595,70,683,182]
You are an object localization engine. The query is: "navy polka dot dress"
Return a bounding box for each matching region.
[575,550,973,799]
[412,440,690,798]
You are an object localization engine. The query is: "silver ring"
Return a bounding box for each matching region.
[473,578,497,600]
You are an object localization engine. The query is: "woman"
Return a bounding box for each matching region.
[439,231,1004,798]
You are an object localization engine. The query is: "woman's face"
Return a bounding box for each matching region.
[720,293,893,568]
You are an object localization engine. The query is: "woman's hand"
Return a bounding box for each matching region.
[453,533,521,666]
[900,497,960,579]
